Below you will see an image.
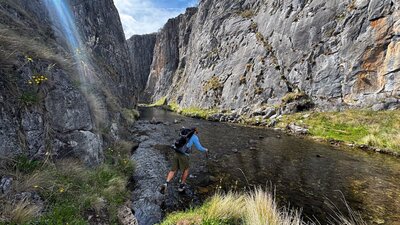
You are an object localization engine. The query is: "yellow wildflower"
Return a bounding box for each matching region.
[33,185,39,188]
[28,81,33,85]
[59,187,65,193]
[26,57,33,62]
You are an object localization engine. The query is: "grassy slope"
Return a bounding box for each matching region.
[277,110,400,153]
[0,141,135,224]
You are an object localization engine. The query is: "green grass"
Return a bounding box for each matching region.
[148,96,167,107]
[146,97,219,120]
[0,141,135,224]
[19,91,40,106]
[179,107,219,119]
[277,110,400,153]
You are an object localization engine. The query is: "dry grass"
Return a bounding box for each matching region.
[244,189,304,225]
[3,199,41,224]
[203,75,223,92]
[122,108,140,124]
[162,188,367,225]
[240,10,255,18]
[162,189,306,225]
[0,25,72,69]
[326,195,367,225]
[205,192,245,222]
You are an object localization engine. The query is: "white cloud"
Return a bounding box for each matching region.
[114,0,197,38]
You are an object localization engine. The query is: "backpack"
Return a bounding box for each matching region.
[171,128,195,155]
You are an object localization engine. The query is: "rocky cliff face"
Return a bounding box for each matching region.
[0,0,136,165]
[127,34,157,95]
[143,0,400,115]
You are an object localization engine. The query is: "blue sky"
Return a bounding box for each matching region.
[114,0,198,38]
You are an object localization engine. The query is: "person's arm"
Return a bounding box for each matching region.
[187,135,207,152]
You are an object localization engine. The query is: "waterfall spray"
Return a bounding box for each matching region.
[43,0,106,126]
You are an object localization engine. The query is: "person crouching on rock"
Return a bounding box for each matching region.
[160,127,208,193]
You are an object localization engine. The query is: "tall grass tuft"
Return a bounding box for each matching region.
[3,199,41,224]
[205,192,245,222]
[162,189,367,225]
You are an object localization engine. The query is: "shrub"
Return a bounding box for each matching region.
[240,10,254,18]
[204,76,223,92]
[281,92,306,104]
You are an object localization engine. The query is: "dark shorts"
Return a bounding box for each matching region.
[171,152,190,171]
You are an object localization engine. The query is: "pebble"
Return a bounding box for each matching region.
[232,148,239,153]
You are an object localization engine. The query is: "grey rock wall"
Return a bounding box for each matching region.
[127,34,157,97]
[0,0,136,165]
[143,0,400,114]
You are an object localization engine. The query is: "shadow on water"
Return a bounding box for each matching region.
[139,107,400,224]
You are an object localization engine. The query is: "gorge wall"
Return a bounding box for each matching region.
[0,0,135,165]
[127,34,157,95]
[141,0,400,115]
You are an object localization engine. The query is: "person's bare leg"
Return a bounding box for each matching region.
[166,170,176,182]
[160,170,176,194]
[181,169,190,184]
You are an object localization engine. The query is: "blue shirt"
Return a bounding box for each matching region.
[186,134,206,152]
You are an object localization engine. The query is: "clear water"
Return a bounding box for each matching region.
[140,107,400,224]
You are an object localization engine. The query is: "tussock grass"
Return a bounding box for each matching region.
[278,110,400,153]
[0,25,72,69]
[161,189,306,225]
[162,189,366,225]
[205,193,245,222]
[3,199,41,224]
[122,108,140,124]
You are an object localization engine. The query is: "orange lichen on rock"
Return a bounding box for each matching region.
[384,41,400,74]
[370,17,390,44]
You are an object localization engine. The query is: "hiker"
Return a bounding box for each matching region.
[160,127,208,193]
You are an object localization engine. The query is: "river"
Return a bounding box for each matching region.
[135,107,400,224]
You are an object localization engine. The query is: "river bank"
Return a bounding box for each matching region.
[132,107,400,224]
[143,99,400,158]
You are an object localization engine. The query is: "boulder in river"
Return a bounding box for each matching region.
[287,123,309,135]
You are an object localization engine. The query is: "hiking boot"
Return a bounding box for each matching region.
[178,183,185,192]
[159,183,168,194]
